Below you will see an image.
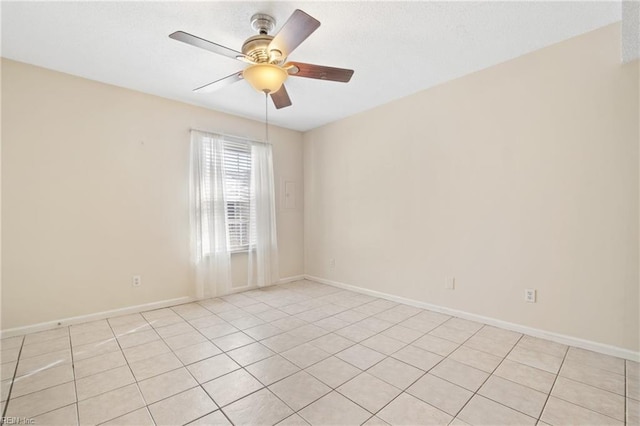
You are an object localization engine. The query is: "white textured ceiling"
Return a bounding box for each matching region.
[1,1,621,132]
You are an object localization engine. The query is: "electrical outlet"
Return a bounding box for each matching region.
[445,277,455,290]
[525,289,536,303]
[329,259,336,269]
[132,275,141,287]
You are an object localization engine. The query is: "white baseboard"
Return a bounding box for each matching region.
[6,273,635,362]
[305,274,640,362]
[225,275,306,294]
[278,274,305,284]
[0,296,196,339]
[0,275,305,339]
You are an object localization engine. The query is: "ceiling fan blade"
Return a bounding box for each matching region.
[193,72,243,93]
[169,31,245,61]
[268,10,320,57]
[270,85,292,109]
[286,62,354,82]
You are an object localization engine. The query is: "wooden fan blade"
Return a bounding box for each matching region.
[268,10,320,57]
[286,62,354,82]
[194,72,243,93]
[270,85,292,109]
[169,31,244,61]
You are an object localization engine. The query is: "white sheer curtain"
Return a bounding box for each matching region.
[248,142,279,287]
[189,131,232,299]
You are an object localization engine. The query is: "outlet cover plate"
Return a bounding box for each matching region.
[445,277,455,290]
[525,289,536,303]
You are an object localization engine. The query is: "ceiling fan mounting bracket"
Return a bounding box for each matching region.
[251,13,276,35]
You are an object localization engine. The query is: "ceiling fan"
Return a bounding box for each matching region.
[169,9,354,109]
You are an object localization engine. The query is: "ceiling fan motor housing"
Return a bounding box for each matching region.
[245,13,283,64]
[242,35,276,63]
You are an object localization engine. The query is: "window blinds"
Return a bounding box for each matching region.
[222,139,252,251]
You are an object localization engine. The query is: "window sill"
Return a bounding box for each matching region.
[230,247,255,255]
[202,248,255,258]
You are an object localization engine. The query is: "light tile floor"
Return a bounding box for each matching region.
[1,280,638,425]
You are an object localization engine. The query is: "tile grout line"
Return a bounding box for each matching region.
[328,319,475,424]
[207,292,351,424]
[136,308,234,424]
[102,313,158,425]
[198,287,392,424]
[6,285,377,425]
[452,334,537,423]
[334,302,626,424]
[68,327,80,426]
[4,334,76,421]
[536,350,632,423]
[235,302,580,426]
[141,298,308,423]
[181,288,479,424]
[546,380,628,423]
[168,304,245,426]
[1,335,25,422]
[2,332,78,424]
[74,312,214,424]
[367,319,493,424]
[0,288,519,422]
[536,343,570,424]
[64,313,250,412]
[2,317,541,423]
[208,289,337,424]
[560,362,627,393]
[3,280,632,426]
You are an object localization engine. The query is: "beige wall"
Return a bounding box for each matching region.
[2,23,638,352]
[1,59,304,329]
[304,24,639,351]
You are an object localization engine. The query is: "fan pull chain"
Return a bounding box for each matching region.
[265,92,269,143]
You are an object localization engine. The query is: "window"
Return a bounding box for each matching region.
[199,136,254,253]
[190,129,279,292]
[222,140,253,251]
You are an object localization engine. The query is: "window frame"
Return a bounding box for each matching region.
[222,138,254,253]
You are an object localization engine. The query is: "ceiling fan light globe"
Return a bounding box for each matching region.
[243,63,288,93]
